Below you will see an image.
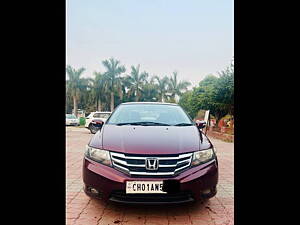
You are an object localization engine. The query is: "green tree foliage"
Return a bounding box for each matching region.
[140,79,159,102]
[66,65,90,116]
[179,62,234,121]
[102,58,126,111]
[66,58,234,120]
[179,75,219,119]
[91,72,110,111]
[153,75,170,102]
[215,61,234,116]
[126,65,148,101]
[168,71,191,103]
[178,90,193,116]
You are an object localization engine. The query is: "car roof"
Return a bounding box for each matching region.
[120,102,178,106]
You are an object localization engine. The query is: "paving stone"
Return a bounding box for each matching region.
[66,127,234,225]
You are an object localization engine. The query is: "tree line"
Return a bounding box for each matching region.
[66,57,191,116]
[179,61,234,123]
[66,57,234,123]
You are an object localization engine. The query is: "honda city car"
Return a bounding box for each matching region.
[82,102,218,204]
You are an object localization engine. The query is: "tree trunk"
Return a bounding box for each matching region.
[170,94,175,103]
[96,96,98,111]
[73,96,77,117]
[98,99,102,111]
[110,91,114,111]
[135,85,139,102]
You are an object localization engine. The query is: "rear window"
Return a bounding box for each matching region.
[99,113,111,118]
[93,113,100,118]
[66,114,76,119]
[93,113,111,118]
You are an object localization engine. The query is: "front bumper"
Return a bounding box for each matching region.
[82,156,218,204]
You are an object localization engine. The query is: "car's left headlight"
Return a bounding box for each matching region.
[85,146,112,166]
[191,148,215,166]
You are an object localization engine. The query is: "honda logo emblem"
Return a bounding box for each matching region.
[145,158,159,170]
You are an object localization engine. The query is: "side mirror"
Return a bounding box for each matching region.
[195,120,206,129]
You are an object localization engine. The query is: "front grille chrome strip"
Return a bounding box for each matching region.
[159,164,177,167]
[110,152,193,176]
[177,158,191,164]
[174,162,191,172]
[130,171,175,176]
[110,152,192,160]
[111,157,145,167]
[112,162,130,172]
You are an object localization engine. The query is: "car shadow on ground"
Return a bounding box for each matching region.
[87,196,212,217]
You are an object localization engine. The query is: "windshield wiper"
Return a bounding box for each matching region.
[173,123,194,126]
[142,122,170,126]
[116,121,170,126]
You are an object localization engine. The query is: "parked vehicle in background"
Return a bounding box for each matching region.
[85,111,111,133]
[83,102,218,204]
[66,114,79,126]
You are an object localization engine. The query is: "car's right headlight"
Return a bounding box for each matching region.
[85,145,112,166]
[191,148,215,166]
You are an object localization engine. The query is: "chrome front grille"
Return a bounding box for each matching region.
[110,152,193,176]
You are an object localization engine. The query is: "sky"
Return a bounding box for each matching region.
[67,0,233,87]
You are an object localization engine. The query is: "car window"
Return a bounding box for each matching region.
[86,113,92,118]
[66,114,76,119]
[99,113,111,119]
[93,113,100,118]
[107,104,192,125]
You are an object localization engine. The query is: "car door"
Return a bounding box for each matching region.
[86,113,95,127]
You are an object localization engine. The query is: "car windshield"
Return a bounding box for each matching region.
[66,114,76,119]
[107,104,193,126]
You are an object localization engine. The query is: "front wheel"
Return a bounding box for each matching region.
[89,124,98,134]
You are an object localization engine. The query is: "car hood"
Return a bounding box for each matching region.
[99,125,211,155]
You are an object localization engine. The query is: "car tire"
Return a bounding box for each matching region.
[89,124,97,134]
[201,186,217,199]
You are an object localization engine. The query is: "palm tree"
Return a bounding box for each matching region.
[102,58,126,111]
[66,65,88,117]
[140,79,159,102]
[126,65,148,101]
[78,78,94,111]
[168,71,191,103]
[92,72,108,111]
[153,75,170,102]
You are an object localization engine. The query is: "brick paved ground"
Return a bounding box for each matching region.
[66,127,234,225]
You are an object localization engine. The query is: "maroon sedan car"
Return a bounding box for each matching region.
[83,102,218,204]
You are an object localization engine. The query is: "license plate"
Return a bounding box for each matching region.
[126,181,166,194]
